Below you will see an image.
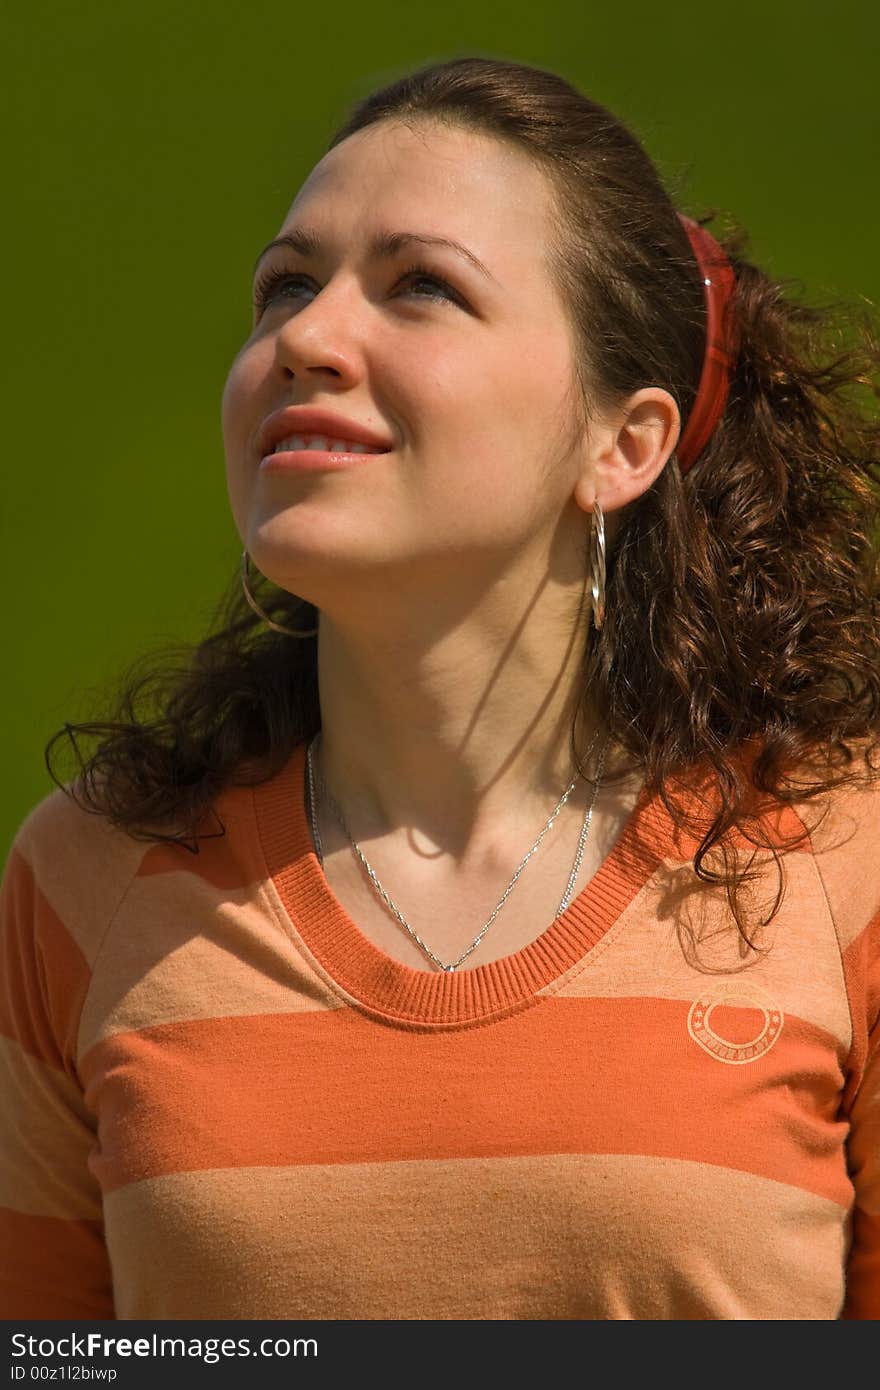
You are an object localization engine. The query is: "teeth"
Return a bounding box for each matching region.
[272,434,374,455]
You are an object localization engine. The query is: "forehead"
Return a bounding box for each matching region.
[277,120,556,281]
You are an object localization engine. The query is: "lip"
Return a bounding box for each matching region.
[260,446,388,474]
[258,404,395,460]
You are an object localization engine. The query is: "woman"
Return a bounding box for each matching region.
[2,56,879,1321]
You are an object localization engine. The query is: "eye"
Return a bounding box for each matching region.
[394,263,461,305]
[251,265,307,309]
[252,269,309,312]
[252,262,462,315]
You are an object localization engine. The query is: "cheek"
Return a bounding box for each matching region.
[220,356,261,533]
[221,324,275,437]
[220,352,254,454]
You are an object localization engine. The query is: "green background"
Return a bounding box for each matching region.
[3,0,878,858]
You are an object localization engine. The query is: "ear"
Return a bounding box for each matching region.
[573,387,681,514]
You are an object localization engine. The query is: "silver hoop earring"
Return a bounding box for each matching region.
[240,550,319,639]
[588,502,606,631]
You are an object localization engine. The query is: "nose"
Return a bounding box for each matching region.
[272,279,364,385]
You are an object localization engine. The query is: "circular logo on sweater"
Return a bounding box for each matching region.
[687,983,784,1065]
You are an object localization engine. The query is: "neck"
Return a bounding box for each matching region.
[312,584,609,864]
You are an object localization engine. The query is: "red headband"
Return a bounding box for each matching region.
[675,214,739,475]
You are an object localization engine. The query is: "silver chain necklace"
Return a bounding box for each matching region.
[305,728,609,972]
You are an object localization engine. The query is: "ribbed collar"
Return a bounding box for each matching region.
[252,740,676,1029]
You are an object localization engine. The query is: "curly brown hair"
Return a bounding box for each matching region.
[46,56,880,949]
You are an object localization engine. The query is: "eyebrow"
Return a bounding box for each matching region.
[252,227,498,283]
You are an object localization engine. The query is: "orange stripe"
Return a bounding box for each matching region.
[80,995,851,1204]
[0,848,91,1068]
[0,1207,114,1318]
[840,921,880,1110]
[136,825,254,889]
[841,1205,880,1319]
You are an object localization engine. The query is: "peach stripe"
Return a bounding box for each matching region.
[791,765,880,951]
[549,851,853,1046]
[8,785,145,967]
[104,1151,847,1320]
[79,995,851,1204]
[77,873,341,1059]
[66,852,852,1051]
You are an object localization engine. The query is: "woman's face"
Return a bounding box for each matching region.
[222,119,591,610]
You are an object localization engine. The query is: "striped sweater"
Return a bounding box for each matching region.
[2,736,879,1321]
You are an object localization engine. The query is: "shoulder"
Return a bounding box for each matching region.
[11,779,150,876]
[782,744,880,945]
[4,782,160,969]
[678,735,880,945]
[773,746,880,1058]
